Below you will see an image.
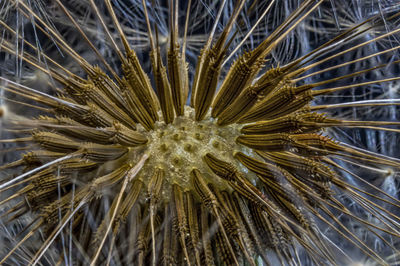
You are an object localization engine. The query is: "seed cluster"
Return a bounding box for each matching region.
[143,107,248,194]
[1,0,400,265]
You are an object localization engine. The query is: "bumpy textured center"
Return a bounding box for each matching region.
[141,106,252,191]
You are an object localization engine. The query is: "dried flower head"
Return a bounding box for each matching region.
[1,0,400,265]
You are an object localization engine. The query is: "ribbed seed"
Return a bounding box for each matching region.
[250,151,332,198]
[123,83,156,130]
[212,52,264,118]
[233,192,270,264]
[263,211,288,252]
[111,122,148,146]
[119,179,143,221]
[193,48,221,121]
[26,175,69,210]
[237,132,342,157]
[241,112,337,135]
[23,150,66,164]
[209,186,242,243]
[135,209,151,266]
[185,192,202,266]
[147,168,164,204]
[172,184,192,265]
[57,159,98,174]
[234,152,292,182]
[47,97,101,128]
[226,192,257,259]
[192,0,243,120]
[204,153,277,217]
[217,68,287,126]
[86,66,134,118]
[258,151,335,183]
[203,154,238,182]
[123,49,159,122]
[239,87,314,123]
[38,116,111,143]
[236,133,293,151]
[168,45,187,116]
[218,190,256,266]
[237,83,297,123]
[191,169,219,209]
[80,143,127,162]
[32,131,80,152]
[265,187,311,232]
[40,186,90,228]
[215,229,236,265]
[216,84,261,126]
[53,99,113,128]
[86,66,122,102]
[151,49,175,124]
[90,164,133,191]
[68,79,136,129]
[39,116,146,146]
[84,102,116,127]
[191,169,238,265]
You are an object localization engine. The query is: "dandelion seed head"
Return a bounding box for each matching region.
[1,0,400,265]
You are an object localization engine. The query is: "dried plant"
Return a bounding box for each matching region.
[1,0,400,265]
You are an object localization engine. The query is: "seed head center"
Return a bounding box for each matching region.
[143,106,246,192]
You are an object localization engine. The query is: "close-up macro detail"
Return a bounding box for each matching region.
[2,0,400,265]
